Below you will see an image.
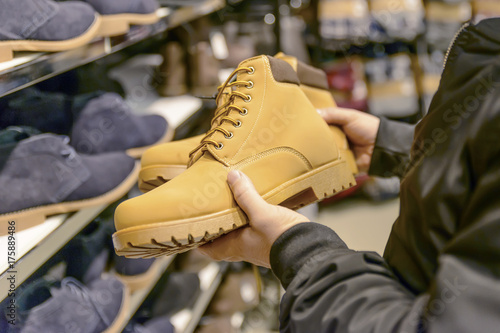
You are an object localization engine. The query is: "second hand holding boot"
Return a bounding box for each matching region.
[113,55,356,258]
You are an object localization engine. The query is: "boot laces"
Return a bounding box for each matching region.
[188,66,254,164]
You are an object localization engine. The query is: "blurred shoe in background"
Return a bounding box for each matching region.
[473,0,500,22]
[190,42,221,97]
[425,1,472,50]
[319,0,373,45]
[365,53,419,120]
[156,42,188,97]
[370,0,425,41]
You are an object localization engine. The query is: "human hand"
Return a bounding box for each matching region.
[319,107,380,173]
[198,170,310,268]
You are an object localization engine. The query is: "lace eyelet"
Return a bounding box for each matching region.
[216,143,224,150]
[234,120,242,128]
[247,67,255,75]
[239,108,248,116]
[246,81,254,89]
[245,95,252,102]
[225,132,233,139]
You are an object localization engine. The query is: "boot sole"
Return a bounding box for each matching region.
[113,159,356,258]
[0,14,101,63]
[126,124,175,159]
[98,12,161,37]
[0,162,140,235]
[137,148,358,193]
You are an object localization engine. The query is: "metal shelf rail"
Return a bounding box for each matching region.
[0,0,225,98]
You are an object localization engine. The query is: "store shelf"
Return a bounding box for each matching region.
[0,204,106,301]
[171,262,229,333]
[0,0,226,98]
[114,255,177,333]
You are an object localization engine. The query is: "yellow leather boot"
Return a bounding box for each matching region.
[138,54,358,192]
[275,53,358,175]
[114,55,356,257]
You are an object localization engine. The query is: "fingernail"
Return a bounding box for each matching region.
[227,170,241,186]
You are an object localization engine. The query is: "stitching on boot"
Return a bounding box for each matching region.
[229,147,313,171]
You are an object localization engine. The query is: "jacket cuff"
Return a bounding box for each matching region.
[270,222,350,289]
[369,117,415,178]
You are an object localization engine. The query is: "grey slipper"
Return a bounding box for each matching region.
[0,133,139,234]
[21,276,129,333]
[0,0,101,62]
[83,0,160,36]
[71,93,172,158]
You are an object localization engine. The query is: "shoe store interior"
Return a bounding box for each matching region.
[1,0,499,332]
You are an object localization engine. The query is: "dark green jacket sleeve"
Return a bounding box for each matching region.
[271,216,500,332]
[368,117,415,178]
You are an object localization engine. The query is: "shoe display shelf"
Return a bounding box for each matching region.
[0,205,107,302]
[171,262,229,333]
[0,0,226,99]
[0,0,235,328]
[0,0,226,312]
[114,255,178,333]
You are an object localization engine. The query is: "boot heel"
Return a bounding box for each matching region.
[267,160,356,210]
[0,45,14,63]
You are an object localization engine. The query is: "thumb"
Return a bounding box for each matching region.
[319,107,356,126]
[227,170,268,219]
